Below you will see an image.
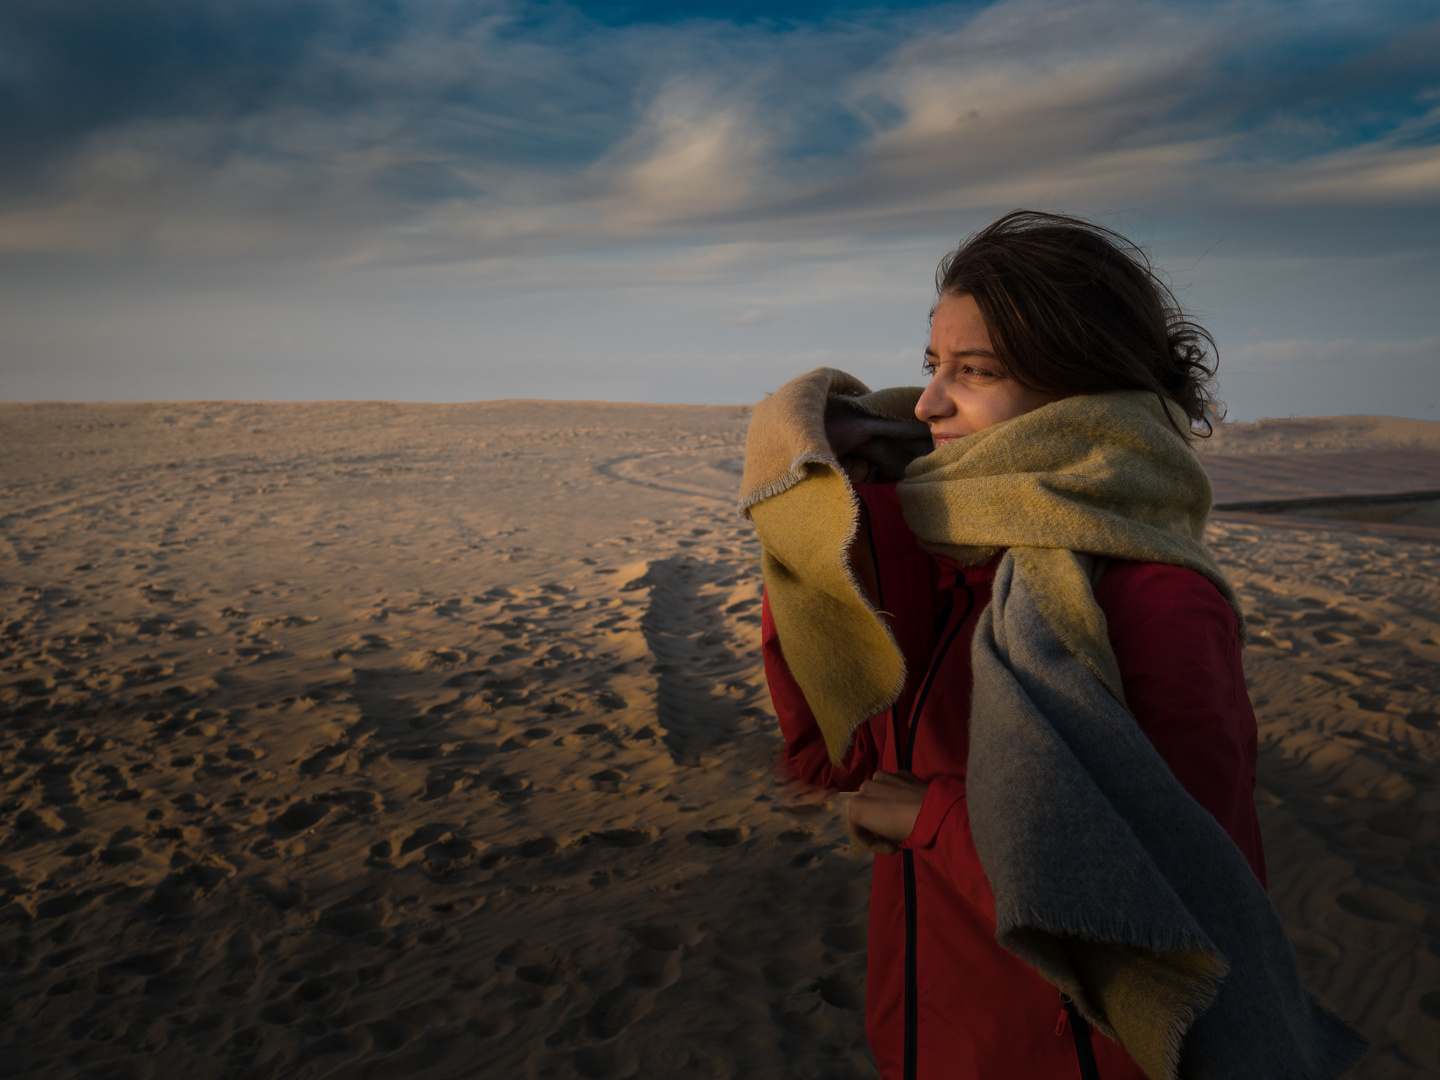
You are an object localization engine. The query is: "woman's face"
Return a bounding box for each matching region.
[916,293,1058,446]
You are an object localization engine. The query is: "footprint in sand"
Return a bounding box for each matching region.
[1347,692,1400,714]
[585,985,654,1039]
[233,640,282,662]
[320,890,391,938]
[573,1044,640,1079]
[1335,889,1429,926]
[583,766,627,793]
[1407,711,1440,731]
[269,801,330,835]
[403,647,469,670]
[776,986,834,1038]
[687,827,745,848]
[331,632,390,659]
[1368,808,1427,840]
[623,941,683,990]
[249,615,318,630]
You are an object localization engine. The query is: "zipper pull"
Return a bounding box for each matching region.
[1055,1007,1069,1037]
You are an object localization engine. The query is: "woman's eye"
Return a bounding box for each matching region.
[922,358,1000,379]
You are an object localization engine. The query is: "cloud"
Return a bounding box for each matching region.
[1254,140,1440,205]
[742,0,1440,231]
[1226,335,1440,370]
[597,82,772,224]
[0,0,1435,265]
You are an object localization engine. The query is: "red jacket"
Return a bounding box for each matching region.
[762,483,1266,1080]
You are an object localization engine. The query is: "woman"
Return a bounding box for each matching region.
[739,212,1364,1080]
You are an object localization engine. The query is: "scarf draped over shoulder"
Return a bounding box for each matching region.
[739,366,1238,746]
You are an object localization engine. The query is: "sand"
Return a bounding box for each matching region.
[2,401,1439,1079]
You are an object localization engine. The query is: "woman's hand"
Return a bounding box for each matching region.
[847,771,928,855]
[829,414,880,483]
[825,407,933,485]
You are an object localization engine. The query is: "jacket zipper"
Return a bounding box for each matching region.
[892,573,974,1080]
[1060,994,1101,1080]
[864,519,1099,1080]
[862,505,923,1080]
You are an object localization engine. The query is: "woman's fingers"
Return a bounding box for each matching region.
[848,821,897,857]
[848,771,928,847]
[843,798,898,856]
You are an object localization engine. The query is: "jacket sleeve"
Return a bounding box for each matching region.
[763,589,879,790]
[759,480,937,792]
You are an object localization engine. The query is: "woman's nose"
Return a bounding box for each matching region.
[915,378,953,423]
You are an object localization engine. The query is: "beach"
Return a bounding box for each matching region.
[3,401,1440,1079]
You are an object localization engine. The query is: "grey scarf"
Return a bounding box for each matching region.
[969,553,1368,1079]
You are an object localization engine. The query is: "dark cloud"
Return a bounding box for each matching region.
[0,0,646,199]
[0,1,350,181]
[1188,10,1440,157]
[4,0,1436,246]
[559,0,955,27]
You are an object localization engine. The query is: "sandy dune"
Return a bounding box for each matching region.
[2,402,1440,1079]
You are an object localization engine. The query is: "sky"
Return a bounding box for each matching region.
[2,0,1438,420]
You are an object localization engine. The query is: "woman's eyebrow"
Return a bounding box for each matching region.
[924,347,999,361]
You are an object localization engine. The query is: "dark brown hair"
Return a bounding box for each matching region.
[935,210,1221,435]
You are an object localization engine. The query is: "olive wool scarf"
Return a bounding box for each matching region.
[739,367,1367,1080]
